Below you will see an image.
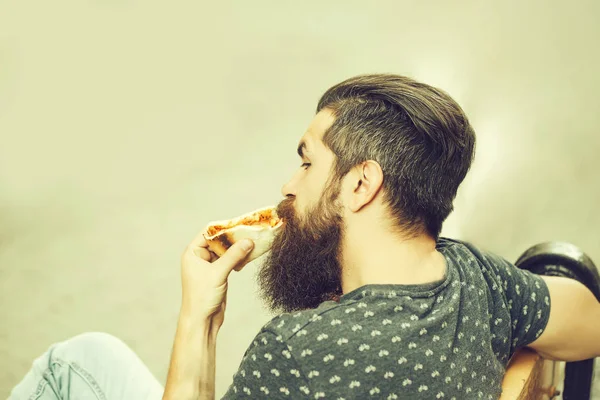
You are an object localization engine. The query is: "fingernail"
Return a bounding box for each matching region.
[240,239,253,251]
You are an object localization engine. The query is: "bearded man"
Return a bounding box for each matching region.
[10,74,600,400]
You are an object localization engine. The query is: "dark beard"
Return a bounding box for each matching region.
[257,192,344,314]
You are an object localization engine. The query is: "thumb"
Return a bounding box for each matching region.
[215,239,254,273]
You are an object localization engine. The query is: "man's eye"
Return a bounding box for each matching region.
[301,163,311,169]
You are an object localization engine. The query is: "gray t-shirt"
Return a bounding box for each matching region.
[223,238,551,399]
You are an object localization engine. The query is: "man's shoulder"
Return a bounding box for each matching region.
[261,300,351,341]
[438,236,477,257]
[438,236,507,267]
[438,236,497,272]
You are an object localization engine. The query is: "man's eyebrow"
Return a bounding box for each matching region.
[297,141,307,158]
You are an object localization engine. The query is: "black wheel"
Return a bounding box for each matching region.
[515,242,599,400]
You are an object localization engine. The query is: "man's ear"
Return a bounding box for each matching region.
[347,160,384,212]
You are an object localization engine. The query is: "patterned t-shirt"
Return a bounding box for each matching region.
[222,238,551,399]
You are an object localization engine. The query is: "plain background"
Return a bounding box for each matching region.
[1,0,599,398]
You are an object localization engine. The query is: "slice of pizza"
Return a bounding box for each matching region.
[203,205,284,267]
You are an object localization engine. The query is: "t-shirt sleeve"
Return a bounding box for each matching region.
[221,330,311,399]
[480,250,551,352]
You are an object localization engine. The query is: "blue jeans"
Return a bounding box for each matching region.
[9,332,164,400]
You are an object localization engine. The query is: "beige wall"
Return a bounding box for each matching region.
[1,0,599,397]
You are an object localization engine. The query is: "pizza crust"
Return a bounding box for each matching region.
[202,205,283,266]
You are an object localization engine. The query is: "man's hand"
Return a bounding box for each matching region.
[163,232,254,400]
[180,232,254,329]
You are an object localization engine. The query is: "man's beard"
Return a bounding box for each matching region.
[257,184,344,313]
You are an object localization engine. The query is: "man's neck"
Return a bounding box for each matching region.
[339,226,447,294]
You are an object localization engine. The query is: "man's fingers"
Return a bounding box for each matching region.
[192,247,214,262]
[184,230,214,261]
[188,230,210,251]
[216,239,254,273]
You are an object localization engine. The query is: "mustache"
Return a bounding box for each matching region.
[275,198,296,221]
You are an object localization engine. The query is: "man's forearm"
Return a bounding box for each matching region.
[163,312,218,400]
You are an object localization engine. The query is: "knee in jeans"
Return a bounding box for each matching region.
[53,332,133,365]
[70,332,128,350]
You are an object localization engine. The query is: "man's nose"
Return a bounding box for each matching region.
[281,179,295,198]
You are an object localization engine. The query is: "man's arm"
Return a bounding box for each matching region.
[527,276,600,361]
[162,313,218,400]
[162,232,255,400]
